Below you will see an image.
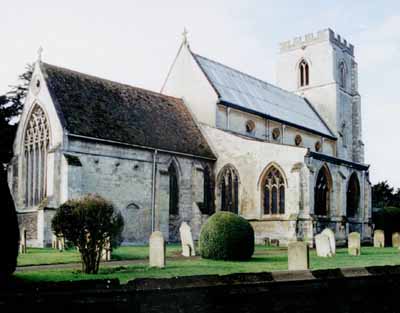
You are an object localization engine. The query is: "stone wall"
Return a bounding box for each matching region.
[2,266,400,313]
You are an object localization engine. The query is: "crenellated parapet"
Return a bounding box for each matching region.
[280,28,354,56]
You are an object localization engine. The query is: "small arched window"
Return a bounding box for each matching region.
[24,105,50,207]
[168,163,179,215]
[218,165,239,214]
[299,59,309,87]
[262,166,285,215]
[339,61,347,89]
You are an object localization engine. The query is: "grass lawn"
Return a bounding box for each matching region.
[15,246,400,284]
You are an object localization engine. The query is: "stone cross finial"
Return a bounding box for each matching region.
[37,46,43,62]
[182,28,189,46]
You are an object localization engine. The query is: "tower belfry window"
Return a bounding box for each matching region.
[339,62,347,89]
[299,60,309,87]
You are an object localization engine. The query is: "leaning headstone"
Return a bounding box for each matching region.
[19,228,27,254]
[374,230,385,248]
[149,231,166,268]
[348,232,361,256]
[315,233,333,257]
[179,222,195,257]
[321,228,336,256]
[101,237,111,261]
[392,232,400,248]
[288,241,309,270]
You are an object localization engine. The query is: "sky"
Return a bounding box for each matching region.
[2,0,400,187]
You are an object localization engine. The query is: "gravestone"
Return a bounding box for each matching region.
[315,233,333,257]
[149,231,166,268]
[19,228,27,254]
[101,237,111,261]
[348,232,361,256]
[179,222,195,257]
[51,233,58,249]
[373,230,384,248]
[57,236,65,252]
[288,241,309,270]
[392,232,400,248]
[321,228,336,256]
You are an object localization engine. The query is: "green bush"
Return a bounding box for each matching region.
[199,212,254,260]
[52,194,124,274]
[373,207,400,246]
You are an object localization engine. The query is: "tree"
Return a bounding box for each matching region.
[0,170,19,281]
[51,194,124,274]
[372,181,399,208]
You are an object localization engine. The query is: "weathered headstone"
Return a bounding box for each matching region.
[373,230,385,248]
[179,222,195,257]
[288,241,309,270]
[19,228,27,254]
[149,231,166,268]
[315,233,333,257]
[101,237,111,261]
[348,232,361,256]
[321,228,336,256]
[392,232,400,248]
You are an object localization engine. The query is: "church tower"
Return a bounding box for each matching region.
[276,29,363,163]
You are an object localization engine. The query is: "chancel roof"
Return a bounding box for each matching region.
[193,54,335,139]
[41,62,215,159]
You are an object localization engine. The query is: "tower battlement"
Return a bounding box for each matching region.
[280,28,354,56]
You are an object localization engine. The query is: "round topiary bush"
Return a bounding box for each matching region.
[199,211,254,260]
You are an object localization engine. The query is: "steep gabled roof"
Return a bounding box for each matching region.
[40,62,215,159]
[192,53,335,139]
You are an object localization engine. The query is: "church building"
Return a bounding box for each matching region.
[8,28,372,247]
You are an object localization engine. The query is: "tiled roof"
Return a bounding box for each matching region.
[41,62,215,159]
[193,54,335,139]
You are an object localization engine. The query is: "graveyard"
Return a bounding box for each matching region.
[15,244,400,283]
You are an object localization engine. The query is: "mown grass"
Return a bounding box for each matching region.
[15,246,400,284]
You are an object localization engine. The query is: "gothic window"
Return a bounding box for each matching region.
[168,163,179,215]
[218,165,239,214]
[24,105,50,207]
[299,59,309,87]
[262,166,285,215]
[202,166,215,214]
[314,165,332,216]
[346,173,360,218]
[339,61,347,89]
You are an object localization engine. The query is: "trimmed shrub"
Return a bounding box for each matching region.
[0,170,19,280]
[52,194,124,274]
[372,207,400,246]
[199,212,254,260]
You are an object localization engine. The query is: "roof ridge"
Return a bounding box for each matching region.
[192,53,305,101]
[41,62,183,103]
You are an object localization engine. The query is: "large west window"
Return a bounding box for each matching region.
[262,166,285,215]
[24,105,50,207]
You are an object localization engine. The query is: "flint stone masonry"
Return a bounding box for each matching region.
[374,230,385,248]
[180,222,195,257]
[348,232,361,256]
[149,231,166,268]
[315,233,333,257]
[321,228,336,255]
[288,241,309,270]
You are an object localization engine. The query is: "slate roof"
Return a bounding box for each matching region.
[41,62,216,159]
[193,54,335,139]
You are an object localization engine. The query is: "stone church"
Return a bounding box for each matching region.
[8,28,372,247]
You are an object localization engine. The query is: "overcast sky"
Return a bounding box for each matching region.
[2,1,399,187]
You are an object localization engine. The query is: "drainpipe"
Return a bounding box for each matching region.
[151,149,158,232]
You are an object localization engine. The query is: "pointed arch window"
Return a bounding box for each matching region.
[168,163,179,215]
[299,59,309,87]
[24,105,50,207]
[262,166,285,215]
[201,166,214,215]
[314,166,331,216]
[346,173,360,218]
[218,165,239,214]
[339,61,347,89]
